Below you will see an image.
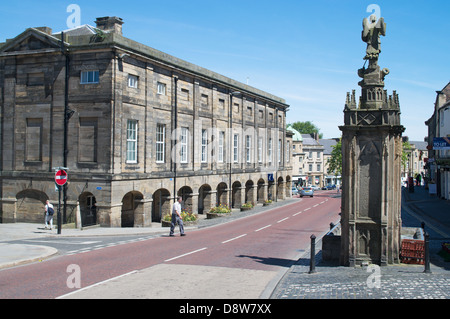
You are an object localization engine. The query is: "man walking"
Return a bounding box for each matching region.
[170,196,186,237]
[44,200,54,230]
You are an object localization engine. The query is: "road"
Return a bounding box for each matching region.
[0,192,341,299]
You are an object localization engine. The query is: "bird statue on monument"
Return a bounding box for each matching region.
[362,14,386,67]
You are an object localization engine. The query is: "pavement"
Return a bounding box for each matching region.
[1,187,449,299]
[271,186,450,299]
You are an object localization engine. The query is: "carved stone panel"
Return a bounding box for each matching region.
[358,139,381,219]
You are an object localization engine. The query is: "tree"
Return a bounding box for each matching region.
[289,121,323,139]
[327,139,342,176]
[401,141,411,173]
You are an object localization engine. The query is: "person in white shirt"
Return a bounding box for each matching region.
[170,196,186,237]
[44,200,54,230]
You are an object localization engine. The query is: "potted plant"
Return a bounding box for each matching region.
[263,200,272,206]
[161,210,198,227]
[207,204,231,219]
[240,202,254,211]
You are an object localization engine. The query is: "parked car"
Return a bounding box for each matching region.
[326,184,336,190]
[300,187,314,198]
[292,187,299,196]
[311,185,321,191]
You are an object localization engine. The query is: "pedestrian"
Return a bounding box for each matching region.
[44,200,55,230]
[170,196,186,237]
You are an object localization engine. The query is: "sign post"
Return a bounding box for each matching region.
[55,169,68,235]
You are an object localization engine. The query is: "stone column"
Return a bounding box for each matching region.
[134,198,153,227]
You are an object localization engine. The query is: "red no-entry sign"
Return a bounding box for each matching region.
[55,170,68,186]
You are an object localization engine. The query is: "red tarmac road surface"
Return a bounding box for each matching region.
[0,192,340,299]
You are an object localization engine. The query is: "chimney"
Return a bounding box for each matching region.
[34,27,53,35]
[95,17,124,35]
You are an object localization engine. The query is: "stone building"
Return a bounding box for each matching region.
[0,17,291,227]
[425,82,450,199]
[301,133,324,188]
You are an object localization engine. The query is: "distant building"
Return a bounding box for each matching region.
[286,125,305,186]
[0,17,292,226]
[425,82,450,199]
[301,133,324,188]
[320,138,341,187]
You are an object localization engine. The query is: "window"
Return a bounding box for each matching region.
[246,135,252,163]
[218,131,225,163]
[180,88,190,101]
[180,127,188,163]
[128,75,138,88]
[268,138,273,164]
[79,118,97,163]
[317,151,321,159]
[219,99,225,109]
[233,134,239,163]
[126,120,138,163]
[309,151,313,159]
[278,139,282,163]
[309,164,313,171]
[157,82,166,95]
[27,72,44,86]
[156,124,165,163]
[80,70,99,84]
[201,129,208,163]
[26,118,42,162]
[317,164,321,172]
[201,94,209,108]
[258,137,263,163]
[287,141,290,163]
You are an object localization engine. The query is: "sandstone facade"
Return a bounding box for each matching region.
[0,17,292,227]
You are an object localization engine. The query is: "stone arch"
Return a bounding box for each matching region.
[216,182,228,206]
[121,191,143,227]
[79,192,97,227]
[198,184,212,214]
[16,189,49,223]
[178,186,193,213]
[152,188,171,223]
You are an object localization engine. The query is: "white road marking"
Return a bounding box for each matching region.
[22,239,101,245]
[222,234,247,244]
[277,217,289,223]
[56,270,139,299]
[255,225,272,232]
[164,247,208,262]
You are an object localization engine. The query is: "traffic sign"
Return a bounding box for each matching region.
[55,170,68,186]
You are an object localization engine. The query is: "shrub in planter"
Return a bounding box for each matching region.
[161,211,198,227]
[241,202,254,211]
[263,200,272,206]
[207,204,231,219]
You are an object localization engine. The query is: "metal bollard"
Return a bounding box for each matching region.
[309,234,316,274]
[424,231,431,274]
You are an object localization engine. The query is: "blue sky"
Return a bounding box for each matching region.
[1,0,449,141]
